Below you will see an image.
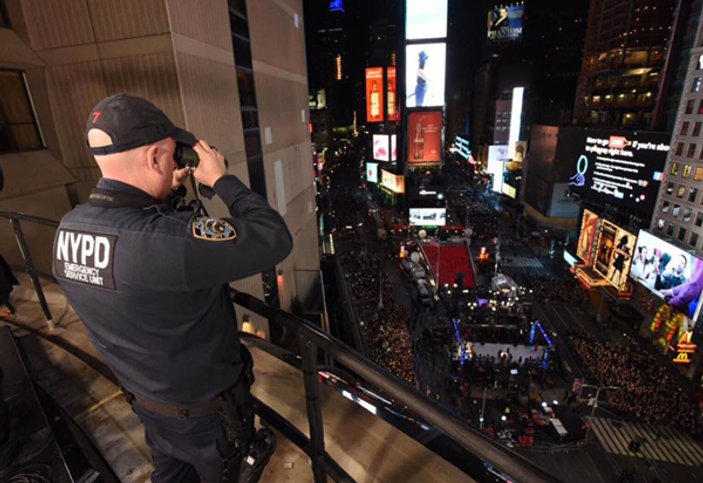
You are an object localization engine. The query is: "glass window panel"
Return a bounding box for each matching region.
[0,70,42,153]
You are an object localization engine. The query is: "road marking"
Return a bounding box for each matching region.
[591,418,703,466]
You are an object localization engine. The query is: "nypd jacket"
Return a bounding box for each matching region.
[52,175,293,406]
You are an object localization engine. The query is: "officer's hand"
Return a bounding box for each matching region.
[193,140,227,187]
[171,167,193,191]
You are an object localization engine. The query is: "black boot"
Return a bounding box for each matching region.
[238,428,277,483]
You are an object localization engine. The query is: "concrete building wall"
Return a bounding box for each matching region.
[248,0,320,312]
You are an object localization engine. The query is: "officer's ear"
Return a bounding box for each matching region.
[144,144,164,174]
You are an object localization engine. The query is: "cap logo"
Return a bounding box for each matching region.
[92,111,102,124]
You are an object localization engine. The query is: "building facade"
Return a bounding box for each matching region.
[0,0,319,337]
[651,7,703,254]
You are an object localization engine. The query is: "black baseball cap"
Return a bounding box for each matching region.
[86,93,196,156]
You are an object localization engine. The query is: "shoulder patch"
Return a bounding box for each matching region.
[192,216,237,241]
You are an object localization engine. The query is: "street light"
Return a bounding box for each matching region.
[582,384,620,420]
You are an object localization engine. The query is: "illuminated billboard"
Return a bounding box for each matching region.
[406,0,448,40]
[566,129,670,213]
[366,67,384,123]
[408,111,442,164]
[576,210,599,266]
[409,208,447,226]
[487,145,509,193]
[405,43,446,108]
[366,162,378,184]
[373,134,390,161]
[632,230,703,319]
[593,220,637,290]
[381,170,405,194]
[391,134,397,161]
[487,3,524,43]
[387,67,399,121]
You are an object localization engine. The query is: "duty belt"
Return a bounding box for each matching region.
[124,390,221,419]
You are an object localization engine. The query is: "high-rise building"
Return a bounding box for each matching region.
[0,0,319,338]
[651,7,703,254]
[572,0,684,129]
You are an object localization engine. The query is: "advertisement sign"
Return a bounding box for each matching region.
[502,184,517,199]
[408,111,442,164]
[409,208,447,226]
[577,210,599,265]
[405,43,446,108]
[373,134,390,162]
[366,67,384,123]
[487,3,525,43]
[381,170,405,194]
[487,145,509,193]
[387,67,399,121]
[566,129,670,213]
[308,89,326,110]
[593,221,637,290]
[632,230,703,319]
[391,134,397,161]
[406,0,448,40]
[366,162,378,184]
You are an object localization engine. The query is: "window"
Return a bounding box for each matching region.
[688,144,697,158]
[679,228,687,241]
[686,99,694,114]
[666,182,675,195]
[657,218,665,230]
[695,167,703,181]
[677,185,686,198]
[236,70,257,107]
[671,162,680,175]
[673,204,681,217]
[696,212,703,227]
[684,207,693,222]
[692,77,702,92]
[662,201,670,213]
[694,122,702,136]
[681,121,690,135]
[690,232,699,248]
[676,142,685,156]
[667,223,675,236]
[0,70,43,153]
[690,187,699,203]
[683,164,693,178]
[699,99,703,114]
[0,0,9,28]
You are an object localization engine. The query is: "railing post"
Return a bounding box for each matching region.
[299,332,327,483]
[9,217,54,328]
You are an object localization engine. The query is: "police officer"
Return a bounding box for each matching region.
[52,94,293,482]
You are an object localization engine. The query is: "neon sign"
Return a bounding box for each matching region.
[651,304,698,363]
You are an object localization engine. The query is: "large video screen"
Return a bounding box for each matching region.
[487,145,509,193]
[405,43,446,108]
[631,230,703,319]
[593,220,637,290]
[487,3,524,43]
[366,162,378,184]
[381,169,405,194]
[406,0,447,40]
[566,129,670,213]
[409,208,447,226]
[366,67,384,123]
[576,209,599,266]
[373,134,390,161]
[407,111,442,164]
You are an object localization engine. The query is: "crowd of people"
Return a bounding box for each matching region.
[340,251,417,386]
[572,332,703,435]
[522,275,589,306]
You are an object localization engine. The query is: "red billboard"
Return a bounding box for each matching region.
[387,67,399,121]
[407,111,442,164]
[366,67,384,123]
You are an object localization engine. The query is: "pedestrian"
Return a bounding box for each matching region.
[52,94,293,483]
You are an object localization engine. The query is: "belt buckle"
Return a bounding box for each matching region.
[177,407,189,419]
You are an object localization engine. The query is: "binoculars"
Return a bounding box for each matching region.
[174,143,200,169]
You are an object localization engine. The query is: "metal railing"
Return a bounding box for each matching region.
[1,211,561,483]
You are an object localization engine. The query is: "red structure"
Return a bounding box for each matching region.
[422,243,476,288]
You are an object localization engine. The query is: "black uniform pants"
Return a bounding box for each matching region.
[133,402,239,483]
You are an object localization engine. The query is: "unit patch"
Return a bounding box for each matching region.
[192,216,237,241]
[53,229,117,290]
